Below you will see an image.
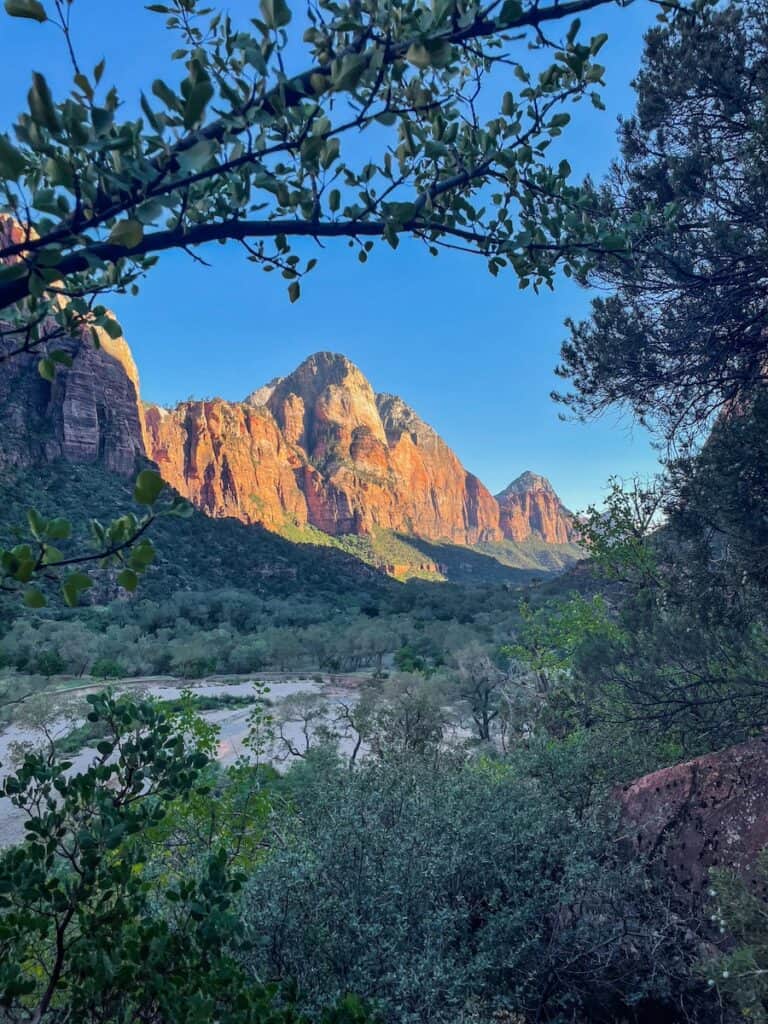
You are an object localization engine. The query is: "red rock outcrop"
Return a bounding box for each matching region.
[0,320,147,477]
[496,471,578,544]
[143,400,307,530]
[1,308,577,555]
[618,736,768,892]
[0,215,147,477]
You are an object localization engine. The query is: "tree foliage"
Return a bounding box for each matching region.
[0,0,665,605]
[0,467,191,608]
[556,0,768,443]
[0,692,291,1023]
[0,0,636,336]
[243,744,706,1024]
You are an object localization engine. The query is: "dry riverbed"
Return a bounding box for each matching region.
[0,672,366,848]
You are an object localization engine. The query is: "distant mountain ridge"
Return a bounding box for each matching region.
[0,318,580,576]
[143,351,579,550]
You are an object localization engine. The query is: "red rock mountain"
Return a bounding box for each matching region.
[0,316,578,551]
[495,471,579,545]
[143,352,577,547]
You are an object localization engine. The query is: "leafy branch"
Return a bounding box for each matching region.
[0,468,192,607]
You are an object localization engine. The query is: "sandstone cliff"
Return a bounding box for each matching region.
[145,352,512,545]
[496,471,578,544]
[1,311,577,553]
[0,320,147,477]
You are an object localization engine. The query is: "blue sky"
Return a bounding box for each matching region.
[0,1,662,511]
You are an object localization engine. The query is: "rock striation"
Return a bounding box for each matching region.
[0,215,147,477]
[0,327,147,478]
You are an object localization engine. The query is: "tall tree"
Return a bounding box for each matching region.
[556,0,768,445]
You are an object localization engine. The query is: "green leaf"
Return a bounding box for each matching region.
[183,80,214,129]
[136,199,165,225]
[117,568,139,592]
[108,220,144,249]
[41,545,62,565]
[47,517,71,540]
[426,40,452,68]
[499,0,522,23]
[73,72,93,100]
[22,587,46,608]
[0,133,25,179]
[101,317,123,340]
[28,72,58,131]
[133,468,164,506]
[288,281,300,303]
[26,508,47,539]
[62,572,92,607]
[152,78,180,111]
[4,0,47,21]
[405,44,431,69]
[405,39,452,68]
[91,106,113,135]
[0,262,24,282]
[331,54,366,91]
[169,497,193,518]
[176,139,215,173]
[129,539,155,570]
[37,357,55,381]
[259,0,291,28]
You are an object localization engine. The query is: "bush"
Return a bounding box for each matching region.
[242,741,708,1024]
[90,657,125,679]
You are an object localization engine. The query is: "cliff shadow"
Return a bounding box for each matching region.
[391,533,552,586]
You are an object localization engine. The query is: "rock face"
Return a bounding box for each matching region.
[618,737,768,892]
[0,312,577,552]
[143,400,307,531]
[0,215,147,477]
[0,323,147,478]
[496,471,578,544]
[145,352,519,545]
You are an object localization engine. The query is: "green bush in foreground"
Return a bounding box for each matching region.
[0,692,364,1024]
[243,740,711,1024]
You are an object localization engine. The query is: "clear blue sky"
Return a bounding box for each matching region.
[0,1,662,512]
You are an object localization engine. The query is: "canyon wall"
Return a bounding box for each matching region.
[145,351,578,546]
[0,324,147,478]
[0,308,577,550]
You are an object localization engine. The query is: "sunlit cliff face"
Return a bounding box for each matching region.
[144,351,576,546]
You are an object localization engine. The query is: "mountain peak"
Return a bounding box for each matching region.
[245,353,365,408]
[288,350,363,384]
[496,471,553,499]
[495,471,577,544]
